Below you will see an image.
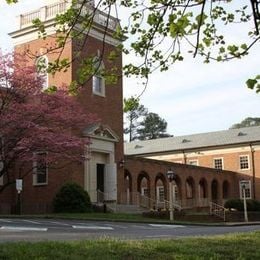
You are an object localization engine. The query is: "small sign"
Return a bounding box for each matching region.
[16,179,23,192]
[240,180,250,190]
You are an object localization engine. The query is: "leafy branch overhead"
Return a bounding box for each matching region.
[6,0,260,93]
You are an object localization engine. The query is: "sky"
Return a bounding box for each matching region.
[0,0,259,136]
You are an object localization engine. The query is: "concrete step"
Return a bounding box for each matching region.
[115,204,144,214]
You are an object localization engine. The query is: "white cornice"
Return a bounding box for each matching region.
[9,22,120,47]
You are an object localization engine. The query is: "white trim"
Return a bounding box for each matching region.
[213,157,224,170]
[36,55,49,90]
[33,152,48,186]
[10,22,120,47]
[239,180,251,199]
[141,187,148,196]
[156,186,165,202]
[239,154,250,171]
[92,75,105,97]
[142,143,260,160]
[92,58,105,97]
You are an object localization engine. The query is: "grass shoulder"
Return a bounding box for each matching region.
[0,231,259,259]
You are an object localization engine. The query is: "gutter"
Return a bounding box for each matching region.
[250,143,256,199]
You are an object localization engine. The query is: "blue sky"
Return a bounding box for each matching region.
[1,0,259,136]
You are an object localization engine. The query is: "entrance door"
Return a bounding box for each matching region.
[97,164,105,192]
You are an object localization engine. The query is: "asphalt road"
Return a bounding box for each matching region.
[0,218,260,242]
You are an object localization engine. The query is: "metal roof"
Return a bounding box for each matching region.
[124,126,260,156]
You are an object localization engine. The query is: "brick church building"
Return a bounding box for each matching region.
[0,0,257,214]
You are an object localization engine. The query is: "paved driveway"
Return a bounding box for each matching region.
[0,218,260,242]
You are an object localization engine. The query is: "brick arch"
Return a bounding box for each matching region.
[198,178,208,199]
[124,169,133,192]
[137,171,150,197]
[155,173,167,202]
[222,180,230,199]
[185,176,195,199]
[173,174,182,201]
[120,169,133,204]
[211,179,219,202]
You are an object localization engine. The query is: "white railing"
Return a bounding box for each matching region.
[97,189,116,202]
[118,191,216,211]
[20,10,40,27]
[46,1,67,18]
[210,201,226,221]
[164,199,182,211]
[18,1,118,31]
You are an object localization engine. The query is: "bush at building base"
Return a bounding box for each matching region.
[224,199,260,212]
[53,182,92,213]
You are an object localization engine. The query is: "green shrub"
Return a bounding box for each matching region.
[247,199,260,211]
[224,199,244,211]
[53,182,92,213]
[224,199,260,212]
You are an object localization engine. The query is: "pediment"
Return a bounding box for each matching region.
[83,123,119,142]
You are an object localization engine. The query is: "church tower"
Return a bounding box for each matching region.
[9,0,124,211]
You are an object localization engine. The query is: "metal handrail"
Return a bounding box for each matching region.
[210,201,226,221]
[164,199,182,211]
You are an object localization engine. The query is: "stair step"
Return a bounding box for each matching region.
[115,204,144,214]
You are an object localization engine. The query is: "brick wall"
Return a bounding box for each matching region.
[122,156,240,207]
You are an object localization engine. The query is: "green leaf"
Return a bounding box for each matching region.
[246,79,257,89]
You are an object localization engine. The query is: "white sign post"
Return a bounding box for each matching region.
[240,180,249,222]
[16,179,23,215]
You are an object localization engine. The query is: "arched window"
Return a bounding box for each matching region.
[92,57,105,96]
[36,55,49,90]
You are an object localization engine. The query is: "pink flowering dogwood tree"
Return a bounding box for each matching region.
[0,52,98,192]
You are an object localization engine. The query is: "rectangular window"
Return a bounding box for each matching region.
[93,75,105,96]
[188,160,198,166]
[156,186,165,202]
[141,187,148,197]
[239,180,251,199]
[33,152,48,185]
[213,158,223,170]
[239,155,250,170]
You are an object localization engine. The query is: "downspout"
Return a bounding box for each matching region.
[182,150,187,164]
[250,143,256,199]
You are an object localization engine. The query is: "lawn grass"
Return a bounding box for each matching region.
[0,232,260,259]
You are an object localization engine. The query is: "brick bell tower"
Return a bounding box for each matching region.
[9,0,124,210]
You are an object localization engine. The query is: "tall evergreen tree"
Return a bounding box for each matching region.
[136,112,171,140]
[123,97,147,142]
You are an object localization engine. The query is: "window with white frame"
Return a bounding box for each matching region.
[33,152,48,185]
[188,160,198,166]
[213,158,223,170]
[239,155,250,170]
[92,57,105,96]
[156,186,165,202]
[239,180,251,199]
[141,187,148,197]
[36,55,49,91]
